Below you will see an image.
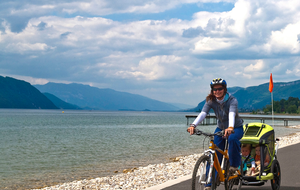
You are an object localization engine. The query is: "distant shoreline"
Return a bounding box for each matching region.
[243,112,300,116]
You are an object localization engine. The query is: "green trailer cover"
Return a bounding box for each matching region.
[240,122,274,144]
[240,122,275,170]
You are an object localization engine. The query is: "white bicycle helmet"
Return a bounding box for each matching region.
[210,78,227,88]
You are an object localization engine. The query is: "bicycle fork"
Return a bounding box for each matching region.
[207,151,215,183]
[205,140,229,185]
[201,150,217,185]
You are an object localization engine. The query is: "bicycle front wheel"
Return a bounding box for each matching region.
[192,155,216,190]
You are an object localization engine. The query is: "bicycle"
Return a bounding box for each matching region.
[192,129,242,190]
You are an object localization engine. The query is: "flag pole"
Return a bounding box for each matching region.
[271,91,274,127]
[269,73,274,127]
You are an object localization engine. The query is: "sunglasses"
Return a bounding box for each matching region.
[213,87,224,91]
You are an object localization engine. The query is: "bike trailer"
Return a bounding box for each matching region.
[240,122,280,190]
[241,122,275,169]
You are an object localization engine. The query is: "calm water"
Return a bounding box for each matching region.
[0,110,299,190]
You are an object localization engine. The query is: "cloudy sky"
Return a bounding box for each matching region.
[1,0,300,106]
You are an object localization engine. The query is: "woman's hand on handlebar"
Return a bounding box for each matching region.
[224,127,234,138]
[187,124,196,135]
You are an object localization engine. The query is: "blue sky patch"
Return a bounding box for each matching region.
[103,2,235,22]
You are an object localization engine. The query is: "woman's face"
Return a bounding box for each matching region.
[212,84,225,100]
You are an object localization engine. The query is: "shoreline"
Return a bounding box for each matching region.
[33,128,300,190]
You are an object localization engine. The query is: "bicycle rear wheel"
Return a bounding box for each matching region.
[224,159,242,190]
[192,155,216,190]
[271,159,281,190]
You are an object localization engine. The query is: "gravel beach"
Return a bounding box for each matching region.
[33,126,300,190]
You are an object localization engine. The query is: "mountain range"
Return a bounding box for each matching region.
[43,92,82,110]
[34,82,179,111]
[2,75,300,111]
[188,80,300,112]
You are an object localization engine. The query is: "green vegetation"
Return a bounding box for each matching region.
[257,97,300,114]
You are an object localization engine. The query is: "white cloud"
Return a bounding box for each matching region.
[194,37,236,52]
[188,1,251,53]
[9,4,56,17]
[0,74,50,85]
[6,42,50,53]
[244,60,265,72]
[265,22,300,54]
[117,55,183,80]
[273,63,284,73]
[235,71,252,79]
[2,0,300,105]
[284,60,300,77]
[190,0,300,57]
[286,68,300,76]
[228,0,251,36]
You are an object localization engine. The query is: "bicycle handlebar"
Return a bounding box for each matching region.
[194,128,225,137]
[194,128,234,137]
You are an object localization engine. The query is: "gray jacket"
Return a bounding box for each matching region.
[201,93,243,129]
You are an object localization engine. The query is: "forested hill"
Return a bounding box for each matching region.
[187,80,300,112]
[0,76,58,109]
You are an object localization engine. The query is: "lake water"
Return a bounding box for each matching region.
[0,109,299,189]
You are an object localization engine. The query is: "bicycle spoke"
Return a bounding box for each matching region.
[271,160,281,190]
[192,155,212,190]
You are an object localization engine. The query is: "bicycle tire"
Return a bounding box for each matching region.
[224,159,242,190]
[270,159,281,190]
[192,155,216,190]
[236,158,243,190]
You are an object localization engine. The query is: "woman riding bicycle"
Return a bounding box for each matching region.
[187,78,244,190]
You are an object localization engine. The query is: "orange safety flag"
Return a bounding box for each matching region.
[269,73,273,93]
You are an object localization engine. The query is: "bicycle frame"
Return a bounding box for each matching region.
[205,135,241,184]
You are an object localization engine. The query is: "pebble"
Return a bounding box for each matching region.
[33,129,300,190]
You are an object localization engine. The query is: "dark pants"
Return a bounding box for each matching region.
[214,126,244,167]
